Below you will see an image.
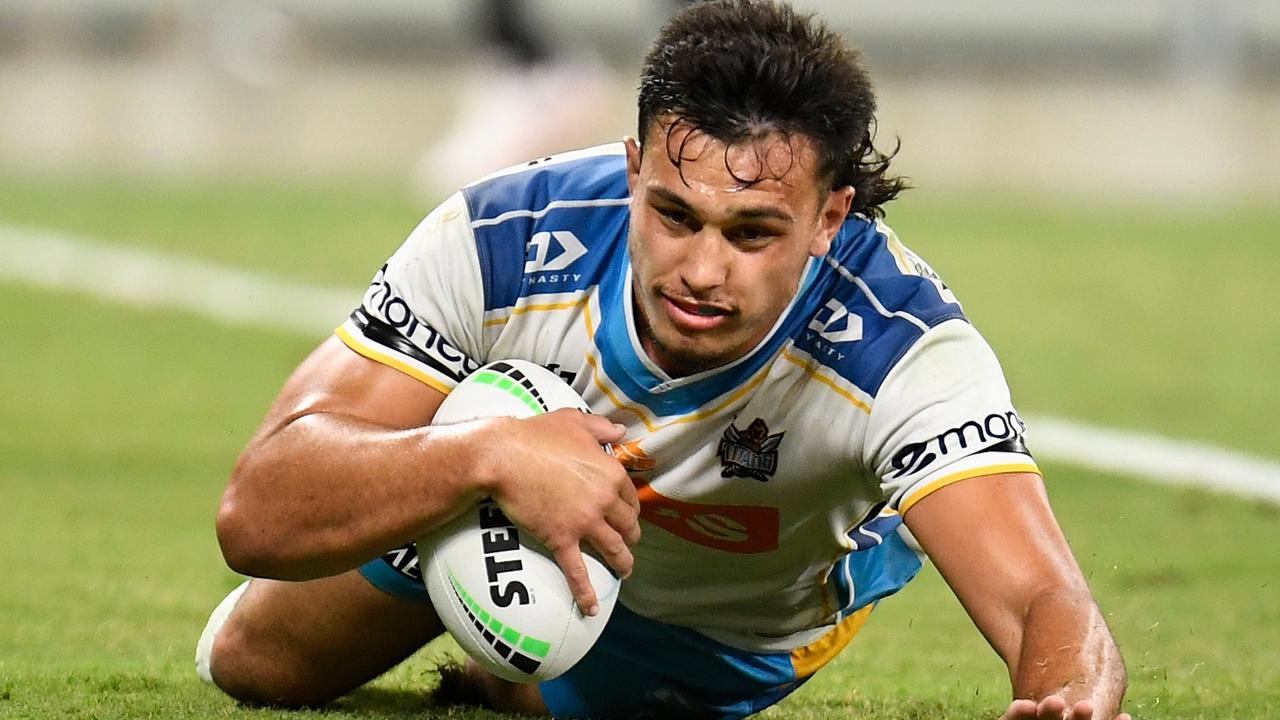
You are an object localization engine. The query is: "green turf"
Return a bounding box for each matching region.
[887,192,1280,458]
[0,173,421,288]
[3,174,1275,454]
[1,175,1278,718]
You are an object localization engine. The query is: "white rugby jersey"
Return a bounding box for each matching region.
[337,144,1039,657]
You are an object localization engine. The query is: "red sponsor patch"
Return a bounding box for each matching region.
[612,438,779,553]
[634,481,779,554]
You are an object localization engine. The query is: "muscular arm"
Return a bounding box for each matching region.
[903,472,1128,720]
[217,337,637,611]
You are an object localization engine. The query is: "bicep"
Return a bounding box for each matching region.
[250,335,448,444]
[903,472,1088,664]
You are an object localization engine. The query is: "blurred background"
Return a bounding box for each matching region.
[1,0,1277,199]
[1,3,1277,717]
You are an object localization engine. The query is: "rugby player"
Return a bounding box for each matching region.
[199,2,1130,718]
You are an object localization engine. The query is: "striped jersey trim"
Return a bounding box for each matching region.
[899,462,1042,515]
[823,255,930,333]
[584,348,774,433]
[335,324,453,396]
[482,294,590,328]
[789,603,875,678]
[470,198,631,229]
[780,348,872,414]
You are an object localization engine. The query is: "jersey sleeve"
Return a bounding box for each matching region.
[864,318,1040,514]
[335,192,486,394]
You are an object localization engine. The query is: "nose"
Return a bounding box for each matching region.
[679,230,730,294]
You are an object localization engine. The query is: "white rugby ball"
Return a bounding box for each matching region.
[418,359,619,683]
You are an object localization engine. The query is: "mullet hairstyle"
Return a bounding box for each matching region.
[638,0,907,218]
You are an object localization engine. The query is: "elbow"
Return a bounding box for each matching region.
[215,460,290,578]
[216,463,328,581]
[216,488,268,577]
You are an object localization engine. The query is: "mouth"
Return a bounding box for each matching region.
[660,293,732,331]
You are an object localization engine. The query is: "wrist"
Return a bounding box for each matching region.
[427,415,514,500]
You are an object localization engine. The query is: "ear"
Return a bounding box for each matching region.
[624,136,642,194]
[810,186,854,257]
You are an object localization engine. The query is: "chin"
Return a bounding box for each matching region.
[652,334,736,375]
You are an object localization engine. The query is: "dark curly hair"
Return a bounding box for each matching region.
[638,0,906,217]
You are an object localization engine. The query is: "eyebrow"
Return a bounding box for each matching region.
[647,185,795,224]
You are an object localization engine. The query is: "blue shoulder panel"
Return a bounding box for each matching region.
[462,150,631,312]
[791,218,967,396]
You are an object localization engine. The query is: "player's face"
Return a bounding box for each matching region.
[625,122,853,377]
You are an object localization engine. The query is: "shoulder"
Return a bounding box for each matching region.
[461,143,630,224]
[460,144,632,312]
[792,214,968,397]
[867,318,1034,511]
[825,214,962,328]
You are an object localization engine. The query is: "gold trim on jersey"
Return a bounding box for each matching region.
[334,324,453,396]
[583,350,772,433]
[899,463,1042,515]
[790,603,875,679]
[579,297,774,432]
[780,348,872,414]
[482,298,588,328]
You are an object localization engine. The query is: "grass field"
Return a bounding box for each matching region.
[1,174,1277,719]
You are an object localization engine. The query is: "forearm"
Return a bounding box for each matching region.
[217,412,499,580]
[1009,587,1127,716]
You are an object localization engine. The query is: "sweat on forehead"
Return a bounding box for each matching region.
[647,116,821,191]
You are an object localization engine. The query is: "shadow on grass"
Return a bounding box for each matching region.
[326,686,435,716]
[323,686,527,719]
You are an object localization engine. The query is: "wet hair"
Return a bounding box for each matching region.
[638,0,907,217]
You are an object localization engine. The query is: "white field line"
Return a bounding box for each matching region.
[1026,415,1280,503]
[4,225,1279,502]
[0,225,358,336]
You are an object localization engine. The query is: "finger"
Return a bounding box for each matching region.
[578,412,627,445]
[1114,714,1132,720]
[1035,696,1067,720]
[1000,699,1037,720]
[616,473,641,513]
[1066,700,1094,720]
[603,495,641,547]
[586,525,635,579]
[550,543,599,617]
[620,514,642,546]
